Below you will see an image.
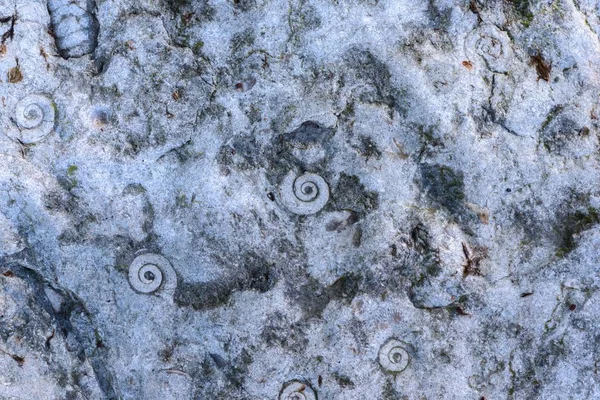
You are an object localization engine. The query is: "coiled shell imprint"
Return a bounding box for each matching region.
[378,338,410,373]
[11,95,56,144]
[279,172,329,215]
[128,253,177,295]
[465,24,513,73]
[279,381,317,400]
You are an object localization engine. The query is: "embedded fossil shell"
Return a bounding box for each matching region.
[279,381,317,400]
[48,0,99,59]
[128,253,177,295]
[465,24,513,73]
[13,95,56,143]
[279,172,329,215]
[378,338,410,373]
[90,106,111,128]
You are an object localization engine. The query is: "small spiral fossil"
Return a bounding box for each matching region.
[128,253,177,295]
[279,172,329,215]
[48,0,99,59]
[465,24,513,72]
[13,95,56,143]
[378,338,410,373]
[279,381,317,400]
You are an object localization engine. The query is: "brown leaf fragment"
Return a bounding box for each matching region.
[7,65,22,83]
[530,53,551,82]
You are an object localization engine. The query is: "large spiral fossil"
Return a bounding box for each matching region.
[465,24,513,73]
[11,95,56,144]
[48,0,99,59]
[128,253,177,295]
[378,338,410,373]
[279,381,317,400]
[279,172,329,215]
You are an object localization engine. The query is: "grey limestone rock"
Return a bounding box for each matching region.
[1,0,600,399]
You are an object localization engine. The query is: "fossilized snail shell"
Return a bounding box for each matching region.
[11,95,56,143]
[279,381,317,400]
[465,24,513,73]
[279,172,329,215]
[128,253,177,295]
[48,0,99,59]
[378,338,410,373]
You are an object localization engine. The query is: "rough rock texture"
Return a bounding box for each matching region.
[1,0,600,399]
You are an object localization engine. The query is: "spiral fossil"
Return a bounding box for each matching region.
[279,381,317,400]
[378,338,410,373]
[47,0,99,59]
[465,24,513,73]
[9,95,56,144]
[128,253,177,295]
[279,172,329,215]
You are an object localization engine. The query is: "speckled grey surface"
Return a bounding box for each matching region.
[1,0,600,399]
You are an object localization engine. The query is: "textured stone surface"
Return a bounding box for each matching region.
[1,0,600,399]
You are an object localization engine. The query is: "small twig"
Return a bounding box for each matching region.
[0,348,24,366]
[160,368,191,378]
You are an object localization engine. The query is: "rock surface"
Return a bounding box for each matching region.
[1,0,600,399]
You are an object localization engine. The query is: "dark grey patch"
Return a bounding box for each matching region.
[196,103,226,124]
[427,0,453,29]
[230,28,255,55]
[540,115,590,155]
[555,206,599,258]
[411,223,432,255]
[64,390,78,400]
[209,353,228,368]
[197,348,253,395]
[122,183,146,196]
[44,190,77,214]
[174,253,275,310]
[245,255,275,293]
[332,371,355,389]
[343,47,405,117]
[267,121,335,176]
[403,223,468,310]
[288,1,321,41]
[419,163,476,228]
[3,263,118,399]
[288,276,330,318]
[329,173,379,217]
[174,279,236,310]
[216,136,262,171]
[125,128,168,157]
[282,121,334,148]
[231,0,256,12]
[289,273,362,318]
[382,378,401,400]
[347,317,368,348]
[353,135,382,160]
[325,212,359,232]
[166,0,192,11]
[511,192,600,257]
[260,312,309,352]
[328,273,361,304]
